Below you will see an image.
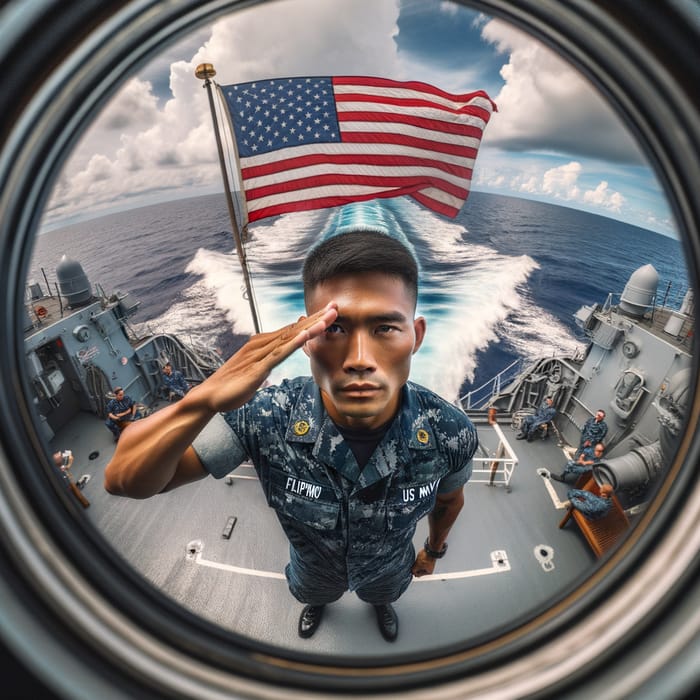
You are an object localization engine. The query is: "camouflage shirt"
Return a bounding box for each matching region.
[193,377,478,592]
[567,489,613,520]
[580,417,608,445]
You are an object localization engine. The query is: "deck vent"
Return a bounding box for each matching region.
[592,323,622,350]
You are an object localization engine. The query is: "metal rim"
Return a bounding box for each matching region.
[1,1,699,697]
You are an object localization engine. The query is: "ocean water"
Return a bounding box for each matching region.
[29,192,688,403]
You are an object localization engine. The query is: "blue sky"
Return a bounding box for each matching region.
[42,0,677,237]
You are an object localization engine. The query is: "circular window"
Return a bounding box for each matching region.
[1,1,699,698]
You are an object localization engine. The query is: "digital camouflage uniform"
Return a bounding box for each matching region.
[577,416,608,455]
[163,368,189,398]
[104,395,136,439]
[561,444,597,480]
[567,488,613,520]
[519,400,556,439]
[193,377,477,606]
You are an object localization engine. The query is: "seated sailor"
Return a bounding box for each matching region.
[162,362,190,400]
[516,397,556,441]
[575,409,608,458]
[104,387,142,441]
[563,483,614,520]
[551,442,605,483]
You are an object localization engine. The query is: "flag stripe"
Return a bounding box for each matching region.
[335,94,493,121]
[244,171,470,204]
[340,124,483,151]
[241,153,474,183]
[332,76,496,109]
[248,184,467,221]
[219,76,495,223]
[337,110,487,137]
[239,134,481,168]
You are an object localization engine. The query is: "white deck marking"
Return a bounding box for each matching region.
[414,549,510,581]
[187,545,510,582]
[190,548,286,579]
[537,468,569,509]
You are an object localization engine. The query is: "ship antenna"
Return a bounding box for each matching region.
[196,62,261,334]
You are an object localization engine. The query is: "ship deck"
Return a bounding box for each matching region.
[49,408,605,660]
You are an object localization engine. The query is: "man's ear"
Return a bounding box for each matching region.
[412,316,426,354]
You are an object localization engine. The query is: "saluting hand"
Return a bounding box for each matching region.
[197,302,338,413]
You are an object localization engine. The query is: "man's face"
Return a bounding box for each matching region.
[164,366,172,376]
[595,411,605,422]
[116,390,124,400]
[304,272,425,429]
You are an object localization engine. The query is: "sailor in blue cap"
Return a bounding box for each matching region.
[105,230,477,643]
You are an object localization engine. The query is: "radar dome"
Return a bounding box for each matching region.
[56,256,92,307]
[619,264,659,317]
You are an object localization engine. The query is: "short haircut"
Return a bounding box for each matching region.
[114,387,123,393]
[302,231,419,306]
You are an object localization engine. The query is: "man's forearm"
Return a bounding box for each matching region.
[427,489,465,550]
[104,303,339,501]
[104,385,215,498]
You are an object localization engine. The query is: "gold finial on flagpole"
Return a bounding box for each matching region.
[194,63,216,80]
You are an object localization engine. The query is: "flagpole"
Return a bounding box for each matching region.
[195,62,261,334]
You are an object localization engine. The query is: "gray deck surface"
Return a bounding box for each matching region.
[51,409,602,660]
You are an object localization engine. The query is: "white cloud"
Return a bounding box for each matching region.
[582,180,625,213]
[480,18,643,164]
[438,1,460,17]
[43,0,401,226]
[542,161,581,200]
[477,157,626,213]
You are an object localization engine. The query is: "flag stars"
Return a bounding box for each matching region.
[226,76,340,156]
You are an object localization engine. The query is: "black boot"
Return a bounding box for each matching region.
[298,605,325,638]
[374,604,398,642]
[550,472,566,482]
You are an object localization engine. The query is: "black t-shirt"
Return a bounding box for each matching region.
[334,418,393,470]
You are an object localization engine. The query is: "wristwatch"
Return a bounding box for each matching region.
[423,538,448,559]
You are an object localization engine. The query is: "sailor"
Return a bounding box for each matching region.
[576,409,608,456]
[104,387,139,441]
[104,231,478,643]
[563,484,614,520]
[550,442,605,483]
[162,362,190,400]
[516,397,556,441]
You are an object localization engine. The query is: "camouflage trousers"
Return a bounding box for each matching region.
[285,545,414,606]
[562,460,592,479]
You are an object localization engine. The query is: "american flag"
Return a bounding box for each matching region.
[219,76,496,224]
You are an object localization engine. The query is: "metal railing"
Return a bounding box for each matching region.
[469,421,518,491]
[460,358,524,410]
